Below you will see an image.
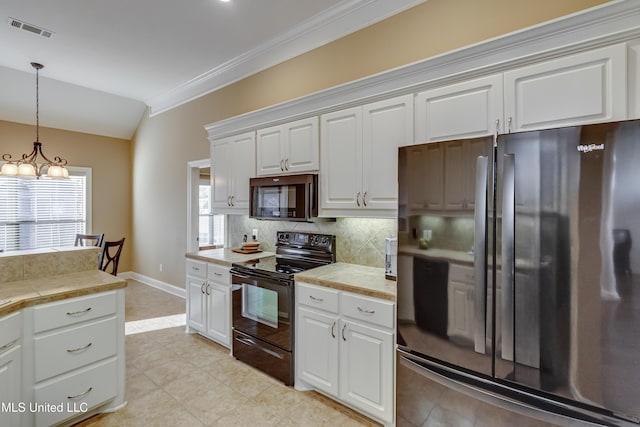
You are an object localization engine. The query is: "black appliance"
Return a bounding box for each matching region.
[397,119,640,426]
[249,174,318,221]
[230,231,335,385]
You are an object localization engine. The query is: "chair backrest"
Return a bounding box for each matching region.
[99,238,125,276]
[75,233,104,247]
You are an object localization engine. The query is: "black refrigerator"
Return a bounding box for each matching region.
[396,119,640,426]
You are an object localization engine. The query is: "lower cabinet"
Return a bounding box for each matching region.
[295,282,395,425]
[186,259,231,348]
[0,311,22,427]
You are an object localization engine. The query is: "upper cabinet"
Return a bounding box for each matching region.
[415,43,627,142]
[320,94,413,217]
[504,43,627,132]
[415,74,503,143]
[627,38,640,120]
[256,117,319,176]
[211,131,255,214]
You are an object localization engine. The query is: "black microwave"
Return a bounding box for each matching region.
[249,174,318,221]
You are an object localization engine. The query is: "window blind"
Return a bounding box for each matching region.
[0,172,87,252]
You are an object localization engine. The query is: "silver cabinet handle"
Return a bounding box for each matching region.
[341,324,347,341]
[191,266,200,272]
[285,158,289,170]
[213,272,222,277]
[331,321,336,338]
[67,307,92,316]
[280,159,284,171]
[357,306,375,315]
[309,295,324,302]
[200,282,206,294]
[0,339,17,352]
[68,387,93,399]
[362,191,368,207]
[67,342,92,353]
[227,196,231,206]
[356,192,361,207]
[205,284,211,296]
[230,195,235,206]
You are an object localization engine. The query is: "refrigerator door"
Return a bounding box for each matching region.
[496,120,640,422]
[397,137,493,377]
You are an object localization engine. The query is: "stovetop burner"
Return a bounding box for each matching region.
[231,231,336,280]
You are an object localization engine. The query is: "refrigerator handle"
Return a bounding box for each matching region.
[501,154,515,361]
[473,155,489,354]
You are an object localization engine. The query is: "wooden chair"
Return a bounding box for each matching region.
[75,233,104,247]
[99,238,125,276]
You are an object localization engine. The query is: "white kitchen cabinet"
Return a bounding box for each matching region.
[415,74,503,142]
[504,43,626,132]
[0,311,22,427]
[256,117,319,176]
[296,282,395,425]
[30,290,124,427]
[320,94,413,217]
[185,259,231,348]
[211,131,255,213]
[629,38,640,119]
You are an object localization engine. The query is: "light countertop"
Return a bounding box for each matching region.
[295,262,396,301]
[0,270,126,317]
[185,247,275,267]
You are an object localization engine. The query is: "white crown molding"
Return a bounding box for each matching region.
[146,0,427,116]
[205,0,640,140]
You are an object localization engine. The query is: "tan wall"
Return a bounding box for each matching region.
[0,120,132,272]
[132,0,609,288]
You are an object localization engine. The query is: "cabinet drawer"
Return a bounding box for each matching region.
[34,358,117,427]
[0,311,22,351]
[341,292,394,329]
[297,282,339,314]
[35,317,117,382]
[187,259,207,279]
[34,291,117,333]
[207,263,230,283]
[449,263,475,283]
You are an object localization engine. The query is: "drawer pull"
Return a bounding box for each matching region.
[66,307,92,316]
[67,387,93,399]
[0,339,17,352]
[357,306,375,315]
[342,324,347,341]
[213,272,223,277]
[331,321,336,338]
[67,342,92,353]
[309,295,324,302]
[192,266,200,271]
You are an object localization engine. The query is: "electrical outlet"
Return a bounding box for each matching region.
[252,228,258,241]
[159,263,163,272]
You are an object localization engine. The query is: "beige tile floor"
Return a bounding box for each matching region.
[73,279,379,427]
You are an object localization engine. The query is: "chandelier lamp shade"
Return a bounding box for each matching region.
[1,62,69,179]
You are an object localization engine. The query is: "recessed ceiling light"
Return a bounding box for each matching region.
[219,0,230,2]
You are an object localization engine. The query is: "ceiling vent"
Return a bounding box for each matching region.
[8,17,54,38]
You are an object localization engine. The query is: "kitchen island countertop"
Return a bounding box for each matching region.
[294,262,396,301]
[185,247,275,267]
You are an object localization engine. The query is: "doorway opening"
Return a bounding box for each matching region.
[187,159,225,252]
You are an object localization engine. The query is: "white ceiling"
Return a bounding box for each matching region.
[0,0,425,139]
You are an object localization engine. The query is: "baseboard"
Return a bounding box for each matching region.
[119,271,186,299]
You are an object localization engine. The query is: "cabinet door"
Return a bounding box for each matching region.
[297,306,339,396]
[629,38,640,119]
[0,345,21,427]
[256,126,285,176]
[415,74,503,142]
[339,320,394,424]
[229,132,256,210]
[285,117,319,174]
[206,282,231,348]
[211,140,231,210]
[504,43,626,132]
[362,95,413,212]
[320,107,363,211]
[187,276,206,332]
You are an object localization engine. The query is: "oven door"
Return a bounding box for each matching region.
[231,270,292,351]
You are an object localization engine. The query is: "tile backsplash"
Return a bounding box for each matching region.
[228,216,397,268]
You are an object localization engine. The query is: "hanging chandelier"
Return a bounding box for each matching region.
[1,62,69,179]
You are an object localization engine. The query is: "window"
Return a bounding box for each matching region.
[198,181,224,248]
[0,167,91,252]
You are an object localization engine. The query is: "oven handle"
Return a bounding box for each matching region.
[235,335,284,360]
